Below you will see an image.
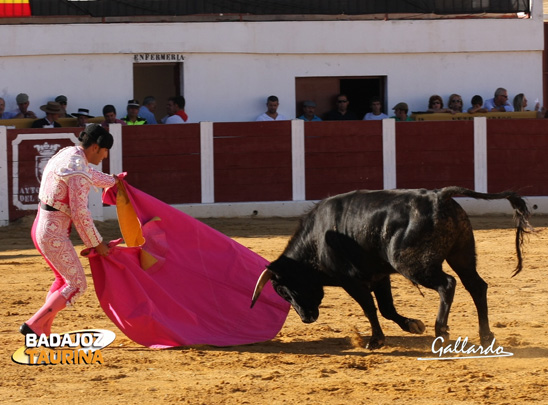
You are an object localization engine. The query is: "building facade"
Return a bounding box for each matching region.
[0,0,544,123]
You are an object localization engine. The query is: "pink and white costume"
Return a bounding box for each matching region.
[33,146,115,305]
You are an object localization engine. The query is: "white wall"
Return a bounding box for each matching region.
[0,54,131,119]
[0,0,543,122]
[184,51,544,122]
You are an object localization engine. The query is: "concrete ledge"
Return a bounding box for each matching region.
[455,197,548,215]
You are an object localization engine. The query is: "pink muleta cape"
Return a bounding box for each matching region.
[84,177,289,348]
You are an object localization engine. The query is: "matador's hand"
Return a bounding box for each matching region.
[95,241,110,257]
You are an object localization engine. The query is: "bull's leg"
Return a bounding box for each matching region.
[407,266,457,341]
[342,283,386,350]
[447,249,492,347]
[372,276,425,335]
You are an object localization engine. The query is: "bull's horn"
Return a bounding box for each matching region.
[250,268,273,308]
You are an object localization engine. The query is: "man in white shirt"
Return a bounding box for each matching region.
[256,95,288,121]
[162,96,188,124]
[363,97,388,120]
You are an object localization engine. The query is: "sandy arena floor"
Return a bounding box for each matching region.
[1,214,547,404]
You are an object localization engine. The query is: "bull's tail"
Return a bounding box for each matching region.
[439,186,533,276]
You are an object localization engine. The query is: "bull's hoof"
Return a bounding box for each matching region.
[480,332,495,348]
[406,319,426,334]
[435,325,450,341]
[366,336,385,350]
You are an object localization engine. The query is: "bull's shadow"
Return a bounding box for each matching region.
[151,335,437,358]
[128,337,548,360]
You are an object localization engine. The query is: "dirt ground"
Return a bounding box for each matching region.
[1,213,548,404]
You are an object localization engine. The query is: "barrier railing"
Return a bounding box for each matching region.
[411,111,540,121]
[2,117,548,224]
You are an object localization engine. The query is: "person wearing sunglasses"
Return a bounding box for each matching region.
[427,95,454,114]
[448,94,464,113]
[324,94,358,121]
[484,87,514,112]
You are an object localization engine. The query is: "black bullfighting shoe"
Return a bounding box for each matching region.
[19,322,37,336]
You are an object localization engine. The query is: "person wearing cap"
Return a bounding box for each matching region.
[324,94,358,121]
[73,108,94,128]
[363,96,388,120]
[101,104,127,128]
[55,95,74,118]
[31,101,63,128]
[297,100,322,121]
[139,96,158,125]
[121,99,147,125]
[19,124,118,338]
[390,102,414,122]
[12,93,37,119]
[256,95,288,121]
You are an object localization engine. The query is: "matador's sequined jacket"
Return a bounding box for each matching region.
[38,146,115,248]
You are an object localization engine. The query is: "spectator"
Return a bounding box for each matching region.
[162,96,188,124]
[55,95,74,118]
[256,95,288,121]
[324,94,358,120]
[427,95,454,114]
[513,93,540,112]
[121,99,147,125]
[391,102,413,122]
[467,95,488,113]
[0,97,16,119]
[484,88,514,112]
[297,100,322,121]
[31,101,62,128]
[513,93,545,118]
[101,104,126,128]
[447,94,464,113]
[72,108,94,127]
[139,96,158,124]
[12,93,37,119]
[363,96,388,120]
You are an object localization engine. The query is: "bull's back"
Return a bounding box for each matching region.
[310,189,472,267]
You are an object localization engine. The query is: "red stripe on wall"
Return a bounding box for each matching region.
[121,124,202,204]
[305,121,383,200]
[396,121,475,190]
[487,119,548,195]
[213,121,292,202]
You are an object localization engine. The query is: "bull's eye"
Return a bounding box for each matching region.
[275,285,292,301]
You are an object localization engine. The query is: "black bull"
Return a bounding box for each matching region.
[251,187,532,349]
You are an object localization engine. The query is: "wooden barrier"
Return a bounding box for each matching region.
[396,121,475,190]
[304,121,383,200]
[121,124,201,204]
[3,118,548,224]
[213,121,293,202]
[486,119,548,195]
[5,127,105,222]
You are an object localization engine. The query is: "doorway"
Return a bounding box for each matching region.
[295,76,387,120]
[133,62,183,123]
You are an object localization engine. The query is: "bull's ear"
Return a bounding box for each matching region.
[251,269,273,308]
